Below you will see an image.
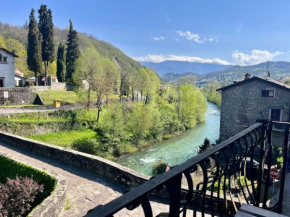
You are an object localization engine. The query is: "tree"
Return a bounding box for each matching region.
[0,35,6,48]
[38,5,54,86]
[74,48,101,111]
[56,43,66,82]
[27,9,42,85]
[66,20,80,84]
[95,58,119,121]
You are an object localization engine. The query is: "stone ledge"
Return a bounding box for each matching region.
[0,130,150,188]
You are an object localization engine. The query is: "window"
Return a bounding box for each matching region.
[270,109,281,121]
[261,89,275,97]
[0,54,2,62]
[3,57,7,62]
[0,78,5,87]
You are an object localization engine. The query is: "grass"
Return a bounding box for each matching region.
[9,116,70,123]
[26,129,98,147]
[35,90,83,106]
[64,199,71,211]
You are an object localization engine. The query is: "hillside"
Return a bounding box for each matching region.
[205,61,290,82]
[140,60,232,76]
[162,72,197,83]
[0,21,143,77]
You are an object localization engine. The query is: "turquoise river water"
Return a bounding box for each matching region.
[116,102,221,176]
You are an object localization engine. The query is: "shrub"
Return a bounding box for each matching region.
[277,157,283,169]
[72,138,100,155]
[198,138,212,154]
[236,176,250,188]
[152,160,167,175]
[0,176,44,217]
[0,155,56,206]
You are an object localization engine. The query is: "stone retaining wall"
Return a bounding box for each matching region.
[0,131,150,188]
[0,87,36,105]
[30,173,67,217]
[30,83,67,92]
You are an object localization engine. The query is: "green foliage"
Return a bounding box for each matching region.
[178,84,207,128]
[72,138,100,155]
[66,20,80,83]
[277,156,283,169]
[198,138,212,154]
[56,43,66,82]
[0,155,56,206]
[236,176,250,188]
[126,103,152,143]
[99,103,125,144]
[274,147,283,157]
[212,176,229,193]
[0,35,6,48]
[27,9,42,81]
[152,160,167,175]
[202,80,221,107]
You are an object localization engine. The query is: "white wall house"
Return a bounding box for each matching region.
[0,48,18,87]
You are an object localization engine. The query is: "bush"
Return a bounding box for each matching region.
[277,156,283,169]
[72,138,100,155]
[0,176,44,217]
[152,160,167,175]
[0,155,56,206]
[236,176,250,188]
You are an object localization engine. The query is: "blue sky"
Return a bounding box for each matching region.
[2,0,290,65]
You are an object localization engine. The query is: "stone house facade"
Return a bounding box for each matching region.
[217,75,290,146]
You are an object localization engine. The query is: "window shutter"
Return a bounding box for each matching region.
[261,90,267,97]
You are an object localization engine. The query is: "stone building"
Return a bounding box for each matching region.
[217,74,290,146]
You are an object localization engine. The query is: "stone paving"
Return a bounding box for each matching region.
[0,142,211,217]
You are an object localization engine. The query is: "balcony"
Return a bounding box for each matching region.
[85,120,290,217]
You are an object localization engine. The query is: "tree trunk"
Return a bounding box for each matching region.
[44,61,48,86]
[86,85,90,111]
[132,88,134,102]
[96,104,101,122]
[35,72,38,86]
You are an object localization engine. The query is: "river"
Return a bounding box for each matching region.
[116,102,220,176]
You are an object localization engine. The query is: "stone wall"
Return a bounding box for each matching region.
[30,83,67,92]
[219,80,290,146]
[0,87,36,105]
[0,131,150,188]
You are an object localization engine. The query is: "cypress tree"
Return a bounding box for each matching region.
[38,5,54,86]
[66,20,80,84]
[56,43,66,82]
[27,9,42,86]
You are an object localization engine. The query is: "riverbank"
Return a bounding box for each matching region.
[116,102,220,176]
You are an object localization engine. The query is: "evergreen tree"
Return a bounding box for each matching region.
[66,20,80,84]
[27,9,42,86]
[56,43,66,82]
[38,5,54,86]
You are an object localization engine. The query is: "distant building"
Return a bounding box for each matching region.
[15,69,27,87]
[217,74,290,146]
[0,47,18,87]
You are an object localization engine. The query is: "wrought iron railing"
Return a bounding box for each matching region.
[86,120,289,217]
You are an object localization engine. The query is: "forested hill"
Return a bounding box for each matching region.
[205,61,290,82]
[0,21,143,77]
[141,60,232,76]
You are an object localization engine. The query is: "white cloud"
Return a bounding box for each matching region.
[209,37,217,42]
[175,30,217,44]
[133,54,230,65]
[232,50,283,66]
[152,36,165,41]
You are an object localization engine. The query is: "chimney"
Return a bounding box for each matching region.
[244,73,251,80]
